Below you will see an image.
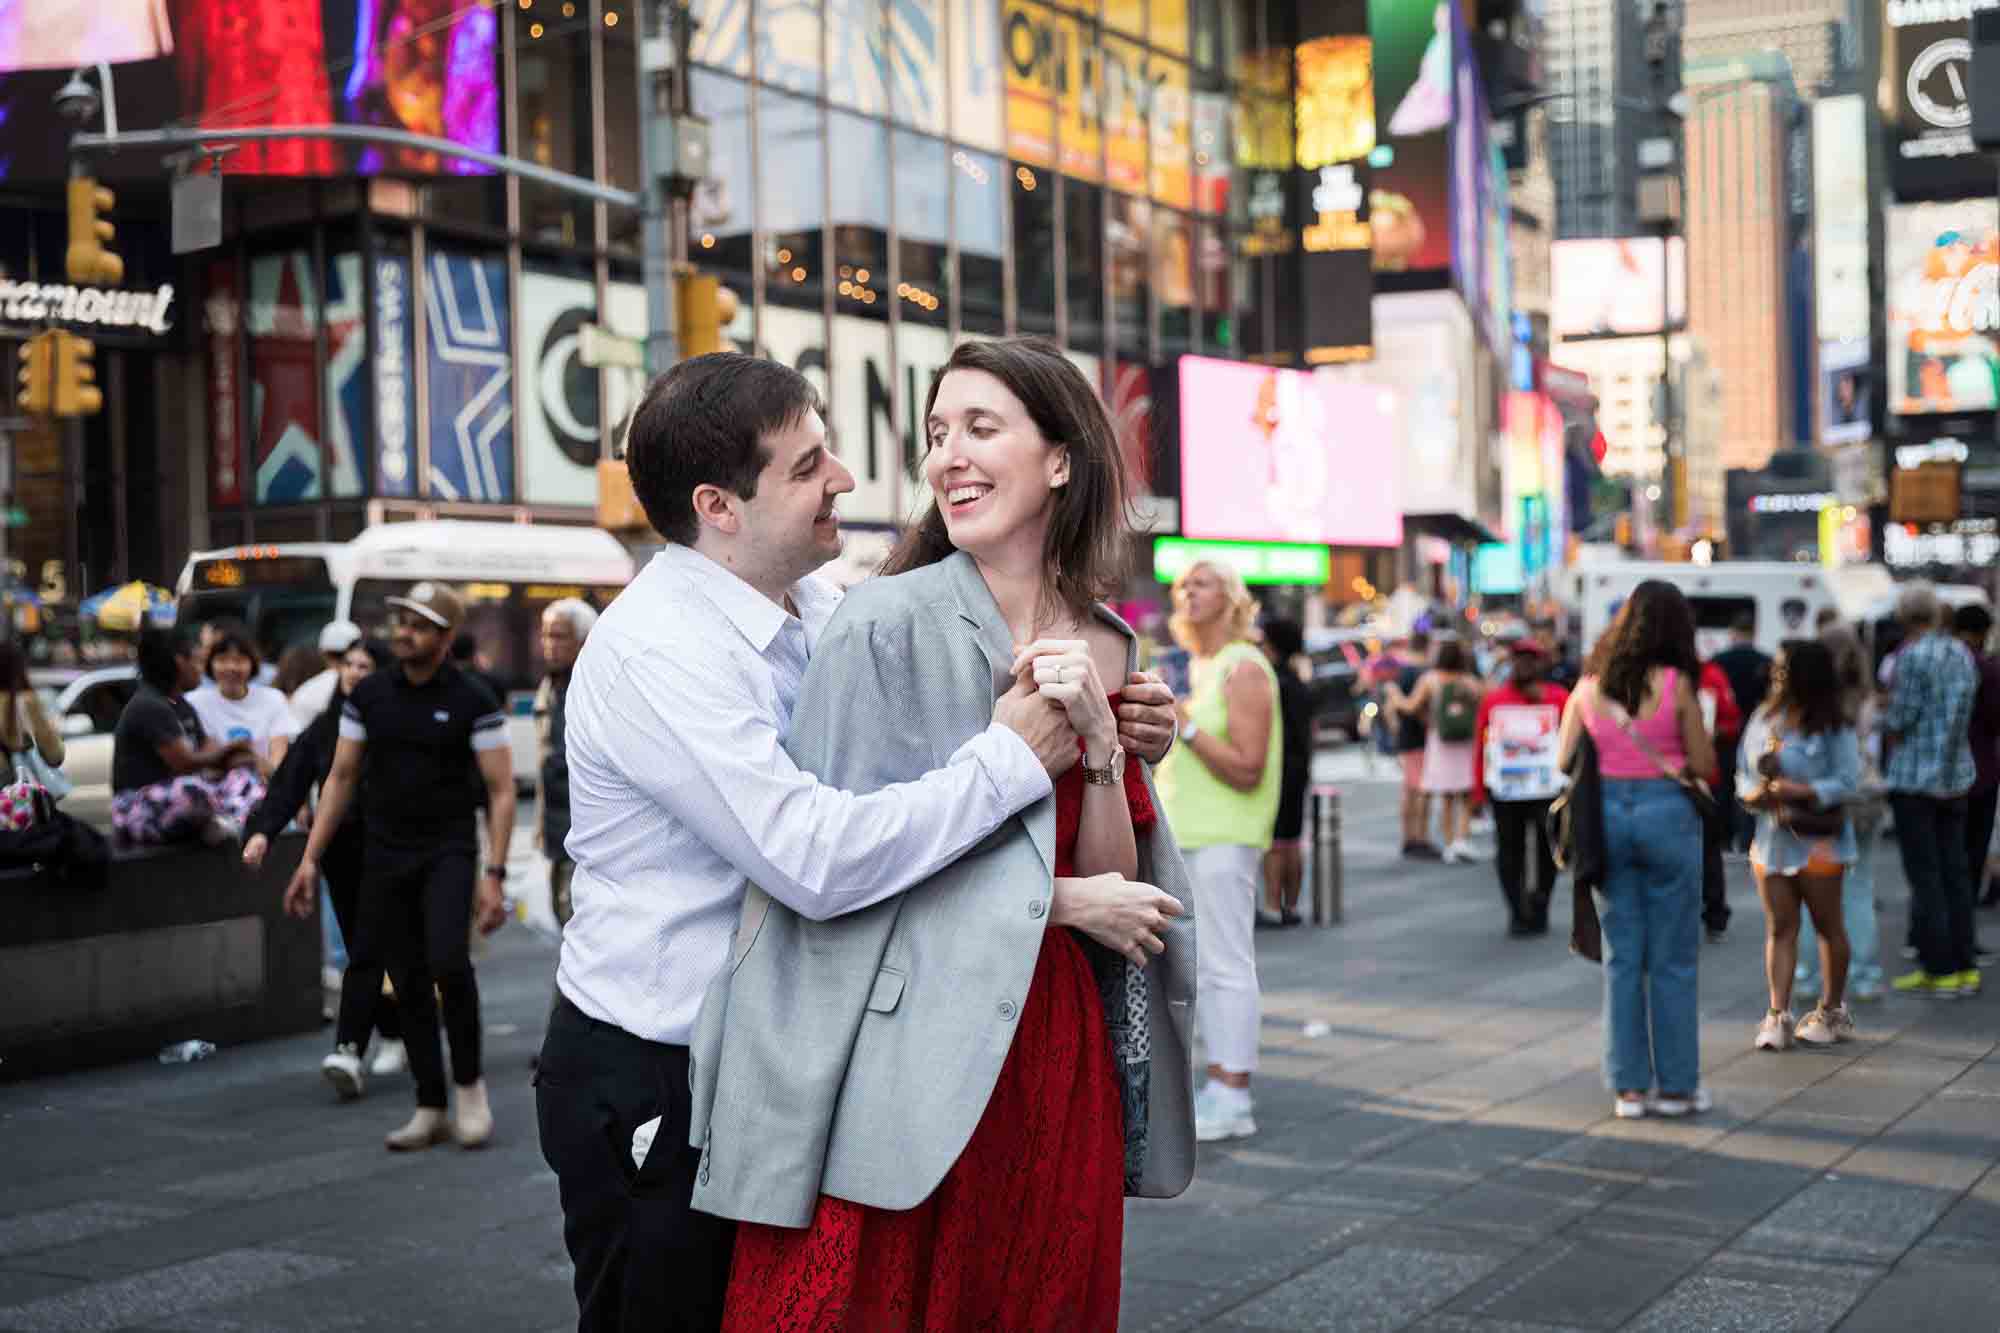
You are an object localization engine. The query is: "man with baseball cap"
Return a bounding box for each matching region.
[283,581,517,1150]
[289,619,364,730]
[1472,639,1571,936]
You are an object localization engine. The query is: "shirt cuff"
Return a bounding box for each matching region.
[337,716,367,743]
[952,721,1055,814]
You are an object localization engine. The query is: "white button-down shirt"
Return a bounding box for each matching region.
[556,542,1052,1045]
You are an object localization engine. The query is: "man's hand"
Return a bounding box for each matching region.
[994,675,1080,779]
[1118,672,1177,765]
[282,856,318,919]
[475,872,507,936]
[241,833,270,871]
[1050,873,1185,967]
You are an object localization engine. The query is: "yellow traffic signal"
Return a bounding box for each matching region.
[52,330,101,417]
[66,177,123,286]
[676,271,739,359]
[15,330,54,415]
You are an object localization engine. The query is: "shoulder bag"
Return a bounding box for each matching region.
[1602,695,1720,828]
[1601,690,1728,920]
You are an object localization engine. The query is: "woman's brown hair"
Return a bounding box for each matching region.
[881,337,1131,621]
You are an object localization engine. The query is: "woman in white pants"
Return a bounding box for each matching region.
[1157,560,1282,1143]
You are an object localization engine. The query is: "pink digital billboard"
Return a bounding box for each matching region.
[1178,356,1402,547]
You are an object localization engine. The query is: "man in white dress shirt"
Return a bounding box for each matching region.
[535,352,1181,1333]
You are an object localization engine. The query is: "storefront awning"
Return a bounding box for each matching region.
[1404,512,1503,547]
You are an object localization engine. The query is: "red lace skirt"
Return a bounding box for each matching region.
[721,927,1124,1332]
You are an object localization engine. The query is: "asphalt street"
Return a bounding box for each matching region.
[2,754,1997,1332]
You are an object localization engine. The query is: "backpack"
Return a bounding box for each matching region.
[1435,680,1476,743]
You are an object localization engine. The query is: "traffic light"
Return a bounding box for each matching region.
[52,330,101,417]
[15,330,54,415]
[66,176,123,286]
[675,271,739,358]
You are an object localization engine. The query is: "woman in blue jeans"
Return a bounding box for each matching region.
[1560,581,1719,1119]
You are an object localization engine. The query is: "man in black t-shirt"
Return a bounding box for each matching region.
[1709,613,1771,854]
[284,582,516,1151]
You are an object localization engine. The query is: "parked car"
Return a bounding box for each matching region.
[30,665,139,828]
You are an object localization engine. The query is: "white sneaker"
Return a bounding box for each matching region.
[1649,1087,1712,1118]
[1613,1094,1647,1119]
[1795,1008,1837,1047]
[368,1038,407,1077]
[1754,1010,1793,1052]
[321,1044,365,1101]
[1440,844,1460,865]
[1453,840,1487,863]
[1193,1085,1257,1143]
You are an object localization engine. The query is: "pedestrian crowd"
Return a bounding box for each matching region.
[58,341,1996,1333]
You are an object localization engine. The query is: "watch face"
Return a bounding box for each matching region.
[1908,37,1972,133]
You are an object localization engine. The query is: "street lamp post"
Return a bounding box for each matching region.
[1639,1,1682,547]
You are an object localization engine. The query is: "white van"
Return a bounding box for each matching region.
[1567,562,1840,661]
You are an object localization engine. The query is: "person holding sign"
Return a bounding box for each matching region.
[1474,640,1571,936]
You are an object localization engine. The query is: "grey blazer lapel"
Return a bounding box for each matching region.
[942,552,1057,876]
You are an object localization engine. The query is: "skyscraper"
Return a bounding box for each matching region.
[1680,0,1849,98]
[1684,55,1797,470]
[1544,0,1653,237]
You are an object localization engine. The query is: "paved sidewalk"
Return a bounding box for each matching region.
[0,777,1995,1331]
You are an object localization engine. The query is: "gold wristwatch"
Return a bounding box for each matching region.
[1082,744,1126,786]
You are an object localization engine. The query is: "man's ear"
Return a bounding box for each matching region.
[690,483,740,536]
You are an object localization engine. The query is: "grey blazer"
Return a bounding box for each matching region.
[687,551,1197,1229]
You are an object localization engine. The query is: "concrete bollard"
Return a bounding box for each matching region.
[1310,784,1343,925]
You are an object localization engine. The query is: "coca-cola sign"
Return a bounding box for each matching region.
[1887,199,2000,417]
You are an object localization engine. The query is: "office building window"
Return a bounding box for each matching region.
[957,147,1007,333]
[895,130,951,328]
[759,89,825,311]
[1013,160,1057,335]
[1065,178,1105,355]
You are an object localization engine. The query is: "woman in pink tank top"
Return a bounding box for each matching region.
[1558,581,1718,1122]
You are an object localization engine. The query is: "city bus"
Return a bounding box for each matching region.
[175,520,638,699]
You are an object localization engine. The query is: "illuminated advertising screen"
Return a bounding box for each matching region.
[1367,0,1453,275]
[1178,355,1402,547]
[1294,0,1374,363]
[1820,339,1872,447]
[0,0,499,179]
[1813,94,1870,344]
[1887,8,1993,196]
[1551,238,1687,338]
[1886,198,2000,417]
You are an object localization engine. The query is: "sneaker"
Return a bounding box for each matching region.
[1440,844,1460,865]
[1824,1006,1857,1042]
[1255,908,1285,929]
[1755,1010,1793,1051]
[1405,841,1443,861]
[1450,840,1487,863]
[1650,1087,1713,1118]
[1193,1085,1257,1143]
[321,1044,365,1100]
[1892,969,1963,998]
[1795,1008,1837,1047]
[1612,1093,1647,1119]
[1954,969,1982,995]
[451,1078,494,1149]
[1705,927,1727,945]
[384,1107,451,1152]
[368,1038,407,1077]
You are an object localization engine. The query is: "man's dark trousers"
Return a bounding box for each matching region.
[1890,794,1976,978]
[536,998,734,1332]
[1493,799,1555,929]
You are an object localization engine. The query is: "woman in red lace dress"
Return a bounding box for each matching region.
[707,337,1197,1330]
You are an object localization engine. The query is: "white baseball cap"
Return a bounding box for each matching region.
[318,620,363,654]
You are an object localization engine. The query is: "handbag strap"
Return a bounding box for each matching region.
[1596,693,1688,785]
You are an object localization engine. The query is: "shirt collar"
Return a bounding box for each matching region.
[655,543,839,655]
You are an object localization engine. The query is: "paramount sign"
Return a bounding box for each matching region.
[0,280,176,335]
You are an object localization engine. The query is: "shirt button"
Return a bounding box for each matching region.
[997,1000,1018,1021]
[1028,899,1046,919]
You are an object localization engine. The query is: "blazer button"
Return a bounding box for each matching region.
[1028,898,1046,919]
[997,1000,1018,1021]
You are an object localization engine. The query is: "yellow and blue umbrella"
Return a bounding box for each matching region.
[79,581,177,632]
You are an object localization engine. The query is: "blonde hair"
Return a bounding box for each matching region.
[1168,559,1258,653]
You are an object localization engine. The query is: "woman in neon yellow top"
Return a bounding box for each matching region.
[1156,559,1281,1144]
